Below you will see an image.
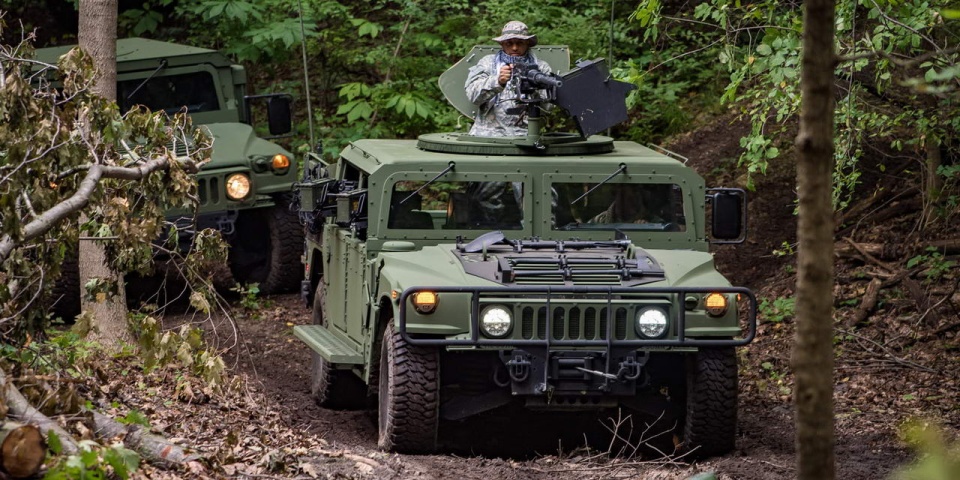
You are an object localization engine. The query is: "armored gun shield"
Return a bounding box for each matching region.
[555,59,636,137]
[439,45,571,118]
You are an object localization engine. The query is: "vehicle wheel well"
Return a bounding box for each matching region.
[367,296,394,396]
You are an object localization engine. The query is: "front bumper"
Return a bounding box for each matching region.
[398,286,757,397]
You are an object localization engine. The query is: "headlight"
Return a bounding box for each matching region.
[704,293,728,316]
[636,307,668,338]
[225,173,251,200]
[480,305,512,338]
[412,291,438,314]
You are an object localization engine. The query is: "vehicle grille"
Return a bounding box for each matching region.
[520,305,630,340]
[196,176,220,206]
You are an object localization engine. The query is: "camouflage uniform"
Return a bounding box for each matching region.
[464,53,552,137]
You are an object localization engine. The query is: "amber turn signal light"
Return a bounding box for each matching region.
[272,154,290,170]
[412,291,438,314]
[704,293,728,316]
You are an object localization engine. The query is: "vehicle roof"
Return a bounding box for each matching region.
[34,38,232,69]
[341,138,688,174]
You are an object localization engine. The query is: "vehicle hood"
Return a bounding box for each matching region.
[200,123,291,169]
[378,233,732,290]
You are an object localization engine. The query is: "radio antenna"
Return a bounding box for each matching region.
[297,0,316,156]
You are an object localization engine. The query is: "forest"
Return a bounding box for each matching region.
[0,0,958,478]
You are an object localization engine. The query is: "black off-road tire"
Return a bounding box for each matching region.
[229,199,303,294]
[377,323,439,453]
[682,347,738,458]
[309,280,366,409]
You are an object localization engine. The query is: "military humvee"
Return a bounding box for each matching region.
[36,38,303,310]
[293,47,756,457]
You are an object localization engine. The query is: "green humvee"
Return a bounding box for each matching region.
[36,38,303,309]
[293,47,756,457]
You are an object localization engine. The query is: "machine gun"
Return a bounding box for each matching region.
[511,61,562,99]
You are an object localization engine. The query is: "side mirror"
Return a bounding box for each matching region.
[267,96,293,135]
[708,188,747,244]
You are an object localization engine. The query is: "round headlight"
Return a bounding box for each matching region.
[636,307,668,338]
[225,173,251,200]
[480,305,512,338]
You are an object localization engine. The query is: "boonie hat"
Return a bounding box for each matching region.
[493,21,538,47]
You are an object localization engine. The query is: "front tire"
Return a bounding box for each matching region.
[309,279,365,409]
[377,323,439,453]
[229,199,303,294]
[681,347,738,458]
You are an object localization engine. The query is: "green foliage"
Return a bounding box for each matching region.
[907,247,956,282]
[136,316,226,391]
[891,418,960,480]
[0,39,212,342]
[231,282,262,311]
[44,440,140,480]
[117,409,151,428]
[634,0,960,208]
[759,296,795,323]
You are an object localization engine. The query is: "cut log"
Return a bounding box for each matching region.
[90,410,203,470]
[1,370,78,455]
[1,422,45,478]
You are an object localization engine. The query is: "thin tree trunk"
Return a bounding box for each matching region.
[793,0,837,478]
[78,0,132,349]
[923,142,942,230]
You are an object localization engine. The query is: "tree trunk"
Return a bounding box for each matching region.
[90,411,203,469]
[78,0,132,349]
[923,141,942,230]
[1,370,78,456]
[793,0,837,478]
[1,422,45,478]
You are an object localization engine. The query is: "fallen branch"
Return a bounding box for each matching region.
[89,410,203,470]
[837,328,937,373]
[849,277,882,327]
[1,370,78,455]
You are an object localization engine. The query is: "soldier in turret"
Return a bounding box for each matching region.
[464,21,553,137]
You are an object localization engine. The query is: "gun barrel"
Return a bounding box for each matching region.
[531,72,562,88]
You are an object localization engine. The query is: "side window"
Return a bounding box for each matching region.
[388,180,524,230]
[552,183,686,232]
[118,72,220,114]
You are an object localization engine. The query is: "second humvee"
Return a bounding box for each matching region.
[36,38,305,313]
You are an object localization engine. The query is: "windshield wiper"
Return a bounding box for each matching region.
[399,161,455,205]
[570,162,627,205]
[126,59,168,100]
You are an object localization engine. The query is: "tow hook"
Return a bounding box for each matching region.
[616,356,642,381]
[506,354,531,382]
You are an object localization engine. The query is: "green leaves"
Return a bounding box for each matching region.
[385,93,432,119]
[44,441,140,480]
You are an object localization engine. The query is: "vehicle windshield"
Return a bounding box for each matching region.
[552,182,686,232]
[118,72,220,114]
[389,180,524,230]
